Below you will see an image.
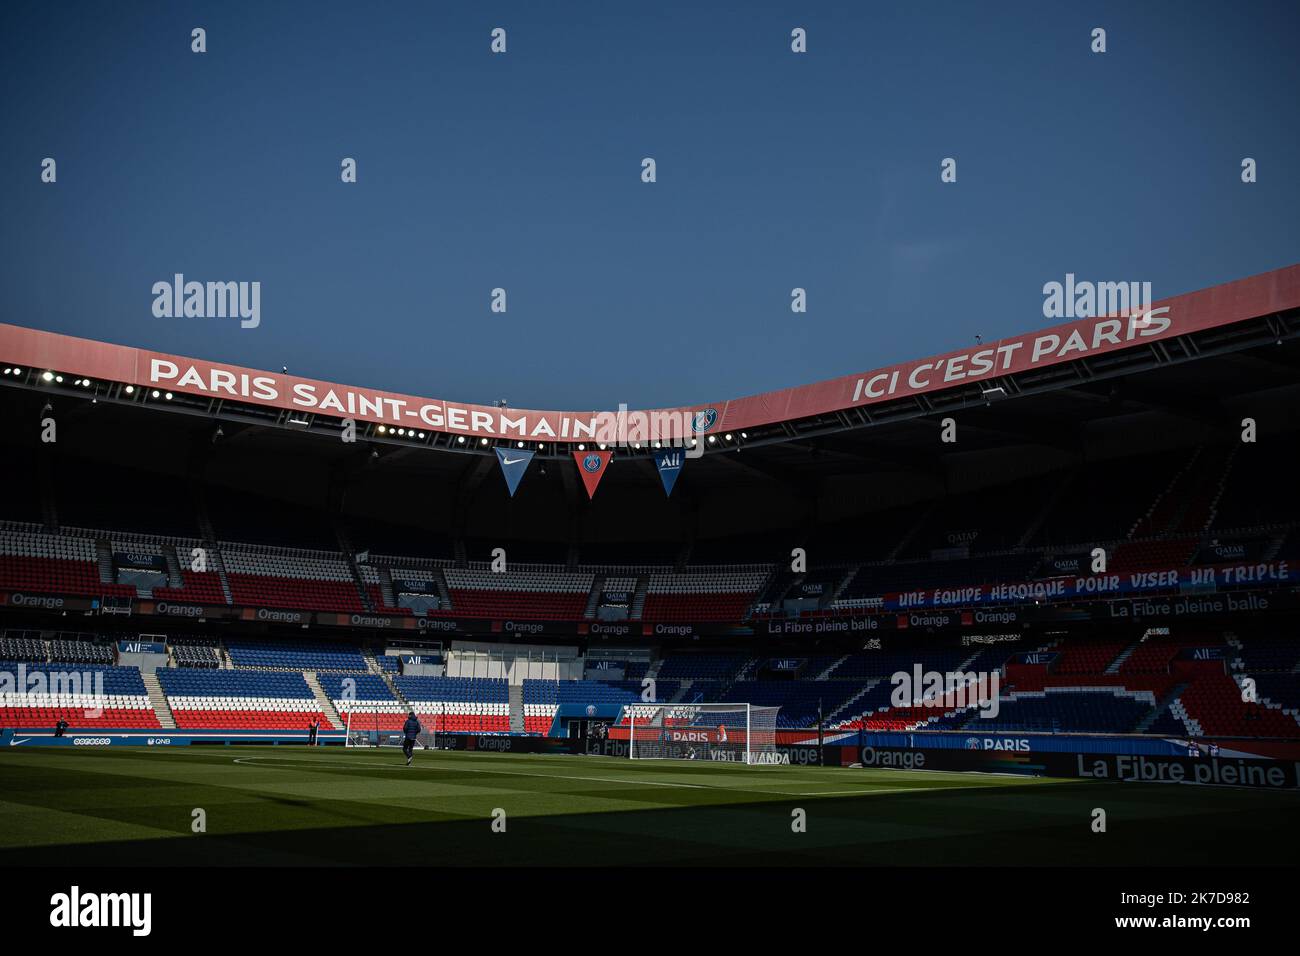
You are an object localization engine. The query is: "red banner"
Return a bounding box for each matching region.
[573,449,612,498]
[2,263,1297,443]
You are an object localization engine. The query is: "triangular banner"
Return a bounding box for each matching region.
[495,447,534,497]
[654,447,686,497]
[573,449,612,499]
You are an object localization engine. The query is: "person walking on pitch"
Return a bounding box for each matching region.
[402,711,421,765]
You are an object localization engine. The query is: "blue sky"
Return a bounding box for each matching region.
[2,0,1297,410]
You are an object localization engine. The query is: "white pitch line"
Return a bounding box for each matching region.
[232,755,713,790]
[228,754,1005,800]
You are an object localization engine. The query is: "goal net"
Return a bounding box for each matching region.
[344,709,436,750]
[625,703,780,764]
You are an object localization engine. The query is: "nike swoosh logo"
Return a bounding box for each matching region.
[502,457,525,465]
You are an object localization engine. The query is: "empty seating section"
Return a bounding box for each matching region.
[0,629,1295,738]
[158,669,328,730]
[155,569,227,605]
[1031,452,1185,546]
[0,631,46,661]
[0,664,159,728]
[1049,643,1125,676]
[1178,673,1300,738]
[442,567,591,620]
[49,635,113,665]
[970,689,1156,734]
[655,654,748,682]
[171,639,221,668]
[720,680,862,728]
[642,567,768,621]
[0,525,134,599]
[225,640,366,672]
[317,673,405,730]
[1109,538,1198,573]
[899,478,1057,557]
[522,680,559,733]
[221,545,363,612]
[1252,673,1300,711]
[1234,639,1300,674]
[396,676,509,732]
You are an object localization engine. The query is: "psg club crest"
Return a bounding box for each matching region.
[691,408,718,433]
[573,448,612,499]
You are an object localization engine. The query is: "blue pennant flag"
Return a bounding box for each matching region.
[654,447,686,497]
[494,448,535,497]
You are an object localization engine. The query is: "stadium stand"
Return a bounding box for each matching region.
[157,669,331,730]
[225,639,367,672]
[396,676,510,733]
[0,664,159,729]
[317,673,405,731]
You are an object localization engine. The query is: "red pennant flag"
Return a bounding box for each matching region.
[573,449,612,498]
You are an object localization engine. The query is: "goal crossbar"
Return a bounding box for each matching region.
[625,702,780,764]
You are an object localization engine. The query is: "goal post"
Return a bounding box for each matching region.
[344,709,437,750]
[625,702,781,764]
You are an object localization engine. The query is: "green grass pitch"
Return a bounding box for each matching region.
[1,746,1296,866]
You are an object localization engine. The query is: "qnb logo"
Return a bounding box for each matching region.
[691,408,718,433]
[890,665,1001,719]
[50,886,151,937]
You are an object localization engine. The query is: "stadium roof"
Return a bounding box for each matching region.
[3,265,1300,545]
[2,263,1298,464]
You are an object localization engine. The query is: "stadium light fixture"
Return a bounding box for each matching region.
[517,441,524,448]
[724,433,733,442]
[708,435,717,445]
[479,437,488,446]
[164,392,173,400]
[42,371,54,382]
[151,390,160,398]
[417,432,426,439]
[457,436,465,444]
[1,368,9,375]
[377,425,386,433]
[577,444,585,451]
[740,432,748,439]
[124,385,134,394]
